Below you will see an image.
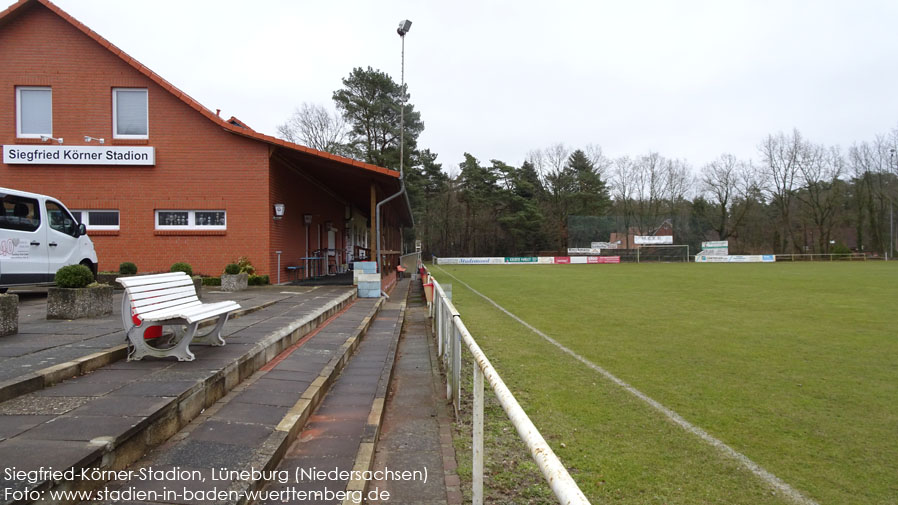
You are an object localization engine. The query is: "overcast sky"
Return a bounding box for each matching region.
[42,0,898,173]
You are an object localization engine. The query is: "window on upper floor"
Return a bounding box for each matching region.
[16,86,52,138]
[113,88,148,139]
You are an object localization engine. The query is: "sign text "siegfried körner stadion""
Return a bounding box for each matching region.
[2,145,155,166]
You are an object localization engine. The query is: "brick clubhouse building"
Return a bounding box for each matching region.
[0,0,412,282]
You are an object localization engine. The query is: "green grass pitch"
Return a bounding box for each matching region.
[433,262,897,505]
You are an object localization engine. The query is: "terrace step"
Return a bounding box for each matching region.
[0,286,361,505]
[80,281,408,504]
[0,288,306,403]
[255,279,409,505]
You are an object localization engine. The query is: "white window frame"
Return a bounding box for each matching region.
[72,209,120,231]
[155,210,226,231]
[112,88,148,139]
[16,86,52,138]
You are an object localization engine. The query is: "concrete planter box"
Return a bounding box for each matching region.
[192,276,204,300]
[47,285,113,320]
[0,294,17,336]
[220,273,248,292]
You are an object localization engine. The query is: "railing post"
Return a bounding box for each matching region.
[454,324,462,412]
[437,300,443,358]
[446,323,454,402]
[473,364,484,505]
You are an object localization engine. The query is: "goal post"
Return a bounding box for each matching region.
[636,244,690,263]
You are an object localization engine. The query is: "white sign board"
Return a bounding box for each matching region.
[700,240,729,256]
[634,235,673,245]
[695,254,775,263]
[568,248,601,255]
[3,145,155,166]
[591,242,619,249]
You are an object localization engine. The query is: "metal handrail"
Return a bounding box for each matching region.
[425,269,590,505]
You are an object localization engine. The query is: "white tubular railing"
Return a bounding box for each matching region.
[426,271,591,505]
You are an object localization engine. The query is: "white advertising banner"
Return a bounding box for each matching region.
[591,242,619,249]
[700,240,729,256]
[568,248,601,255]
[3,145,155,166]
[457,257,493,265]
[695,254,775,263]
[537,257,554,264]
[634,235,673,245]
[570,256,588,264]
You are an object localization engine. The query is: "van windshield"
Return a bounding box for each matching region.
[0,193,41,232]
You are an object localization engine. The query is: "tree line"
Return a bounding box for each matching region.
[279,67,898,258]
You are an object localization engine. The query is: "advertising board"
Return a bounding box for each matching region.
[634,235,673,245]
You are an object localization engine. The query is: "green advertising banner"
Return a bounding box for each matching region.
[505,257,537,263]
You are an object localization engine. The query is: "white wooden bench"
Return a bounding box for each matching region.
[117,272,241,361]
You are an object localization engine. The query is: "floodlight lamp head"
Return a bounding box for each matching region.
[397,19,412,36]
[40,135,63,144]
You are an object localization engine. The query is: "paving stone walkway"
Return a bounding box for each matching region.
[0,287,312,384]
[0,278,460,505]
[257,280,409,505]
[367,278,460,505]
[0,285,355,503]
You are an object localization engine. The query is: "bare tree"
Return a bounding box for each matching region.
[609,156,636,248]
[630,152,669,235]
[759,129,803,252]
[277,102,349,155]
[701,154,758,240]
[795,143,845,252]
[584,143,612,179]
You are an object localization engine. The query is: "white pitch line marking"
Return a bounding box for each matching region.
[435,266,819,505]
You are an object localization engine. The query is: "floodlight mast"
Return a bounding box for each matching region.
[375,19,413,286]
[888,149,896,260]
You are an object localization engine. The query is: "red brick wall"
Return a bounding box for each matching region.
[0,4,271,276]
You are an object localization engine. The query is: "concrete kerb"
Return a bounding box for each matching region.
[220,296,386,505]
[3,291,358,504]
[343,289,409,503]
[0,298,283,404]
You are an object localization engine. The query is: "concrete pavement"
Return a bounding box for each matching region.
[0,277,461,505]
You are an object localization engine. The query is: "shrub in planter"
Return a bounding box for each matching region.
[236,256,256,275]
[48,266,112,319]
[221,263,248,292]
[119,262,138,275]
[202,277,222,286]
[170,262,193,276]
[248,274,270,286]
[56,264,95,288]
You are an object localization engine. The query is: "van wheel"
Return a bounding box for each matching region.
[80,260,97,281]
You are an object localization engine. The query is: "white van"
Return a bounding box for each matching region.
[0,187,98,292]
